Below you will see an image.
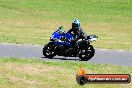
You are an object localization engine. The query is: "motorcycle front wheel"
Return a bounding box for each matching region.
[79,45,95,61]
[43,43,56,58]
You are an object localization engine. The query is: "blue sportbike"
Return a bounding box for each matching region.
[43,28,98,61]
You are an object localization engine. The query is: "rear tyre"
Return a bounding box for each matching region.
[79,45,95,61]
[43,43,56,58]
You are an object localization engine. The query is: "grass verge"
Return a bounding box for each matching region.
[0,57,132,88]
[0,0,132,50]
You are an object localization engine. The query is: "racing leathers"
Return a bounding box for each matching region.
[68,27,87,46]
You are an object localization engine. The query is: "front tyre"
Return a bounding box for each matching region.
[79,45,95,61]
[43,43,56,58]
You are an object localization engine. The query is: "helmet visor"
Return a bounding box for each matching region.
[72,23,80,28]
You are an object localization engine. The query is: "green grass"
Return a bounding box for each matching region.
[0,0,132,50]
[0,57,132,88]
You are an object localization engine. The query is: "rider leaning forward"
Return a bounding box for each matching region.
[56,19,87,46]
[68,19,87,45]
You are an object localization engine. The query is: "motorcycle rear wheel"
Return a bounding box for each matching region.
[79,45,95,61]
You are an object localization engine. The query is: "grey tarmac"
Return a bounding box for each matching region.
[0,43,132,66]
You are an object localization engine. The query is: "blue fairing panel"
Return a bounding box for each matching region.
[65,33,74,42]
[51,31,74,47]
[51,32,61,39]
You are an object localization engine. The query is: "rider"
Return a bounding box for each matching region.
[68,19,87,45]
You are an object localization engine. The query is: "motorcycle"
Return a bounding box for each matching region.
[43,28,98,61]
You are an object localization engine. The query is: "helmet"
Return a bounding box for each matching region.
[72,19,80,29]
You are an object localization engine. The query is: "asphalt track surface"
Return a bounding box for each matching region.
[0,43,132,66]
